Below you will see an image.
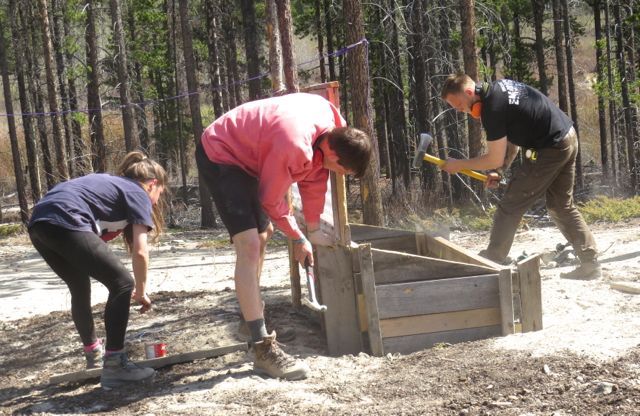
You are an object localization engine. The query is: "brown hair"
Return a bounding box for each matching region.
[441,73,474,99]
[116,151,168,249]
[327,127,372,178]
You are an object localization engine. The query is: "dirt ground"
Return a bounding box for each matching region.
[1,220,639,415]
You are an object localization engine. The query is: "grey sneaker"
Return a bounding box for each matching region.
[84,343,103,369]
[560,261,602,280]
[252,332,308,380]
[100,352,155,390]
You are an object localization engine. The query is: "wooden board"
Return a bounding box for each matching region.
[350,223,416,242]
[316,245,362,356]
[424,235,501,270]
[516,254,542,332]
[382,325,502,354]
[371,248,498,284]
[376,274,500,319]
[379,307,502,338]
[50,343,248,385]
[498,268,515,335]
[331,172,351,245]
[358,244,383,356]
[610,281,640,294]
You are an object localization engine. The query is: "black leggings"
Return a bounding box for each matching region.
[29,222,134,351]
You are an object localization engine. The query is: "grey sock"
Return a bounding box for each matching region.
[247,318,268,343]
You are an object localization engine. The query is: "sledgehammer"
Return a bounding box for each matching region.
[412,133,488,183]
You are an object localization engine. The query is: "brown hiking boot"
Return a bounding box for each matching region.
[560,260,602,280]
[252,332,308,380]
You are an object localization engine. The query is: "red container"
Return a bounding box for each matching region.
[145,342,167,359]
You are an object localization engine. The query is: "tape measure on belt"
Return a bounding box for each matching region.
[525,149,538,161]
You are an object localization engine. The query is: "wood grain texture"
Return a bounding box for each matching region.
[517,254,543,332]
[382,325,502,354]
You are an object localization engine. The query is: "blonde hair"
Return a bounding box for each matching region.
[441,73,475,99]
[116,151,168,249]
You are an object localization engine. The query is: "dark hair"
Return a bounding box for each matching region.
[441,73,474,99]
[116,151,168,249]
[327,127,372,178]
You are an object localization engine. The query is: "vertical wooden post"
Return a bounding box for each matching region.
[517,254,543,332]
[498,268,515,335]
[358,243,383,356]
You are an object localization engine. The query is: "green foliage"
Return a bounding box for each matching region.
[0,223,23,238]
[579,196,640,223]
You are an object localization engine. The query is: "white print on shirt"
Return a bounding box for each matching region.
[497,79,525,106]
[95,219,128,236]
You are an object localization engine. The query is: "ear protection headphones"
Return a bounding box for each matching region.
[470,82,488,119]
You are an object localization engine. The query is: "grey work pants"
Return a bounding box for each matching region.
[484,128,598,263]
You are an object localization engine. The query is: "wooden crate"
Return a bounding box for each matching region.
[312,224,542,356]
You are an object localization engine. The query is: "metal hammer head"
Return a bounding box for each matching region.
[412,133,434,168]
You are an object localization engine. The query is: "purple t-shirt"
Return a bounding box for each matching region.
[29,173,153,241]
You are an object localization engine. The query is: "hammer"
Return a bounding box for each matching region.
[412,133,488,183]
[302,259,327,312]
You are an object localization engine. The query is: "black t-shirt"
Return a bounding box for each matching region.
[480,79,573,149]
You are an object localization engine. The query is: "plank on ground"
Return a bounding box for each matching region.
[610,281,640,294]
[379,307,502,338]
[50,343,248,385]
[382,325,502,354]
[376,274,500,319]
[371,248,497,284]
[516,254,542,332]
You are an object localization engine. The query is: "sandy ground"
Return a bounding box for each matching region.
[1,221,639,415]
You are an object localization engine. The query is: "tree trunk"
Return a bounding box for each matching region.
[222,5,241,107]
[623,2,639,193]
[0,18,30,223]
[171,0,188,198]
[561,0,583,190]
[531,0,548,95]
[127,7,150,152]
[604,1,619,187]
[86,0,106,172]
[551,0,568,112]
[277,0,299,93]
[324,0,336,80]
[265,0,284,92]
[51,0,75,177]
[315,0,326,82]
[10,0,42,202]
[38,0,69,181]
[241,0,262,100]
[204,2,224,117]
[614,4,637,191]
[593,0,609,184]
[109,0,138,151]
[179,0,216,227]
[343,0,384,226]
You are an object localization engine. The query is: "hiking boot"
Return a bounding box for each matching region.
[100,352,155,390]
[252,332,308,380]
[84,343,104,369]
[237,316,297,343]
[478,249,513,266]
[560,260,602,281]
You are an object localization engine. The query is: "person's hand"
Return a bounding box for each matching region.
[132,290,152,314]
[441,158,464,174]
[307,228,335,247]
[293,237,314,266]
[485,171,501,189]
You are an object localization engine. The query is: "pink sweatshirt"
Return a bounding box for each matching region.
[200,93,346,239]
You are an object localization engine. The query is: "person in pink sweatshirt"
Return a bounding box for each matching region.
[196,93,371,380]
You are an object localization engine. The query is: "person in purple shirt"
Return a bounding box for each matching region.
[28,151,167,389]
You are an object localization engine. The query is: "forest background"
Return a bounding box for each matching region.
[0,0,638,230]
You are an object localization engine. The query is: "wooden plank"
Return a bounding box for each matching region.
[316,245,362,356]
[371,248,498,284]
[358,244,383,356]
[332,172,351,245]
[50,343,248,385]
[382,325,502,354]
[350,223,415,242]
[379,307,501,338]
[416,233,429,256]
[376,274,500,319]
[498,268,515,335]
[610,281,640,294]
[517,254,542,332]
[425,235,501,270]
[366,235,418,254]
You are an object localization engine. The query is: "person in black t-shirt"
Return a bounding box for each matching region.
[439,73,600,280]
[28,152,167,389]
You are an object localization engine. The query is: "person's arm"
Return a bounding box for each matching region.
[501,141,520,172]
[131,223,152,313]
[442,137,508,173]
